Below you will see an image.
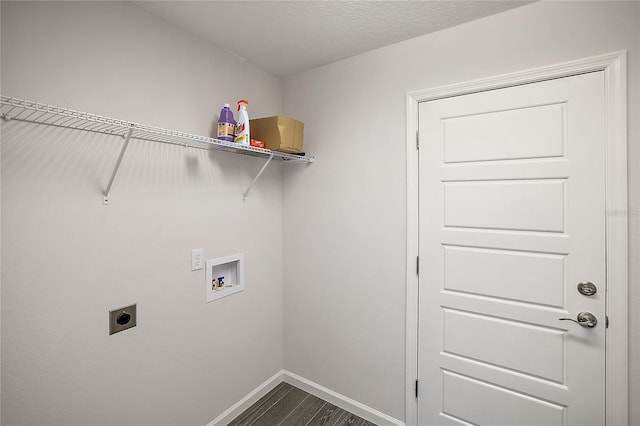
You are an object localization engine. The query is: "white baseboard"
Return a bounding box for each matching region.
[282,370,404,426]
[207,370,285,426]
[207,369,404,426]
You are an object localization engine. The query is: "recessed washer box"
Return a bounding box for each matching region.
[205,253,244,303]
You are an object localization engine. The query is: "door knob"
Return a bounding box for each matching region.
[559,311,598,328]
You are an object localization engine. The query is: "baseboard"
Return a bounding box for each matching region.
[282,370,405,426]
[207,370,285,426]
[207,369,404,426]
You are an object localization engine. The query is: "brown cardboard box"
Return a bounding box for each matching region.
[250,116,304,154]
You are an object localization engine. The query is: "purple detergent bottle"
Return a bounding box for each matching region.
[217,104,236,142]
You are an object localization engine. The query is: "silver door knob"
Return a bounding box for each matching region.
[559,311,598,328]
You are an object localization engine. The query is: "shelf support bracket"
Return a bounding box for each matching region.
[242,153,274,201]
[103,126,134,205]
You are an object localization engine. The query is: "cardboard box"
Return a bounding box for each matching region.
[249,116,304,154]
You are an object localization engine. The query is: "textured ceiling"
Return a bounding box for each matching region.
[135,1,532,76]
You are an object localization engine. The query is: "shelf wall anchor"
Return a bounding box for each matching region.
[242,153,274,201]
[103,126,134,205]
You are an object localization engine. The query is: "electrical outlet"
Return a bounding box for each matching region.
[192,248,203,271]
[109,304,137,335]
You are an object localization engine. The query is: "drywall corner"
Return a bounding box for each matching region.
[206,370,285,426]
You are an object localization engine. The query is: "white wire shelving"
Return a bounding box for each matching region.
[0,95,314,203]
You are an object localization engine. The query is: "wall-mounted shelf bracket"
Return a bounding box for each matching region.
[102,126,134,205]
[1,96,315,204]
[243,153,274,201]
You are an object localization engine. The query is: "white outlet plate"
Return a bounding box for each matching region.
[191,248,203,271]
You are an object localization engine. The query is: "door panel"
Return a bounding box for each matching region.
[443,245,566,307]
[418,72,605,425]
[443,103,565,163]
[442,371,566,426]
[443,179,566,232]
[443,308,565,383]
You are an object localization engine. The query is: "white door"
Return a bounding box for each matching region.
[418,71,606,426]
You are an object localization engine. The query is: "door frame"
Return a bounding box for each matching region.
[405,51,628,426]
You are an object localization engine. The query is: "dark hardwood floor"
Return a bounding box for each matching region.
[228,381,377,426]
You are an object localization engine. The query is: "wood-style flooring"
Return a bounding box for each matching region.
[228,381,377,426]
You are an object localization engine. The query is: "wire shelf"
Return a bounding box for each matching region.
[1,95,314,203]
[0,95,314,163]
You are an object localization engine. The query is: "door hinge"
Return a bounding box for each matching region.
[606,315,609,328]
[415,379,419,398]
[416,256,419,276]
[416,131,420,150]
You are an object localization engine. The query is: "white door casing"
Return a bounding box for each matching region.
[405,52,627,426]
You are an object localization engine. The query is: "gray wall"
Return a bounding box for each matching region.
[1,2,285,425]
[2,1,639,425]
[282,1,640,422]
